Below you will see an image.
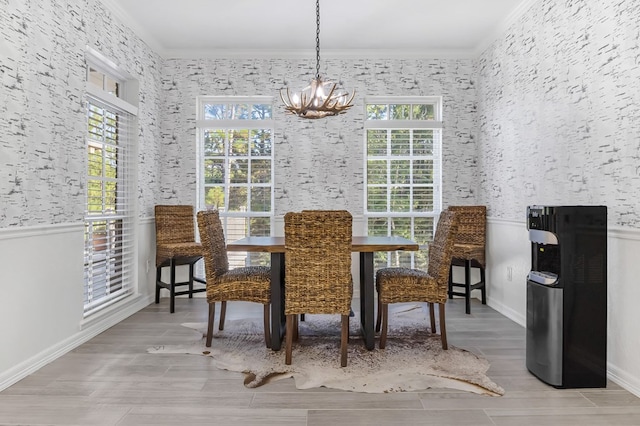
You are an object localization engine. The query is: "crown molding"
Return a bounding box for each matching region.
[98,0,164,54]
[100,0,536,62]
[474,0,540,57]
[160,48,478,61]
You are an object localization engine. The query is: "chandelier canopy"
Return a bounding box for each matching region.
[280,0,355,119]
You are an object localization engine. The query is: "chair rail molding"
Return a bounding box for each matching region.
[0,222,84,241]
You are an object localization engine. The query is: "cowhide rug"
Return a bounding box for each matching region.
[148,304,504,395]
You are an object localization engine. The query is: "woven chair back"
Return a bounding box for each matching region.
[447,205,486,246]
[284,210,353,316]
[447,205,486,266]
[196,210,230,280]
[155,205,197,245]
[427,210,460,287]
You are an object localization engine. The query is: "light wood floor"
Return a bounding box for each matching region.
[1,297,639,425]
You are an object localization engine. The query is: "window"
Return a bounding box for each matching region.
[364,97,443,270]
[83,50,138,317]
[196,97,274,268]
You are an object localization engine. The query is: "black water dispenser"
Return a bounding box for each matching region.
[526,205,607,388]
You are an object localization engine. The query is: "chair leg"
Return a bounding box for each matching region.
[464,260,471,314]
[340,315,349,367]
[206,302,215,347]
[448,264,454,299]
[293,314,299,342]
[169,259,176,314]
[379,303,389,349]
[285,314,294,365]
[375,294,382,332]
[480,267,487,305]
[155,267,162,304]
[218,301,227,330]
[263,304,271,349]
[188,263,195,298]
[429,302,436,333]
[439,302,448,350]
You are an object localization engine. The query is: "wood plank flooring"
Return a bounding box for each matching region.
[1,298,639,425]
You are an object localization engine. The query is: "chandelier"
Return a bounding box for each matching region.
[280,0,355,119]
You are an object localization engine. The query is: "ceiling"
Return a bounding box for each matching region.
[101,0,536,59]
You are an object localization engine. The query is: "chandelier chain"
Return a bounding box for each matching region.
[315,0,321,79]
[279,0,355,118]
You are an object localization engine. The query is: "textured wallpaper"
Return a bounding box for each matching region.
[477,0,640,226]
[0,0,162,227]
[5,0,640,229]
[1,0,490,228]
[161,57,478,216]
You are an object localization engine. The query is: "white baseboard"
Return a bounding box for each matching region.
[608,363,640,398]
[486,296,526,328]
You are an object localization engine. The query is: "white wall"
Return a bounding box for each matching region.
[606,227,640,393]
[0,222,156,390]
[485,218,530,326]
[0,0,162,390]
[477,0,640,396]
[0,224,84,376]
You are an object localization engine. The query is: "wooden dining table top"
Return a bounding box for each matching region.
[226,235,419,253]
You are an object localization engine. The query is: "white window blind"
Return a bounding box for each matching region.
[364,97,443,270]
[83,60,136,317]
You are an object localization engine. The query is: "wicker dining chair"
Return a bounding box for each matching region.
[375,210,459,349]
[284,210,353,367]
[155,205,206,313]
[447,205,487,314]
[197,210,271,348]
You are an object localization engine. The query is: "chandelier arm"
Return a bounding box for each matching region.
[300,90,310,109]
[279,89,290,107]
[287,87,300,108]
[343,89,357,107]
[320,83,338,109]
[300,92,307,108]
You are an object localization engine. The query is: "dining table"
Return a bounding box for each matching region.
[226,235,419,351]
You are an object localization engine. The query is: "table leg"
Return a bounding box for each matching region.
[270,252,286,351]
[359,252,375,350]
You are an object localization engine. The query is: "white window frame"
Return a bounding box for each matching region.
[364,96,443,270]
[83,48,138,317]
[196,96,275,268]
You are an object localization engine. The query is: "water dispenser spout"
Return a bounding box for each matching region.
[529,229,558,245]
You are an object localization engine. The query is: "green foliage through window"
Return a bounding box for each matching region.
[365,99,441,270]
[199,98,274,269]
